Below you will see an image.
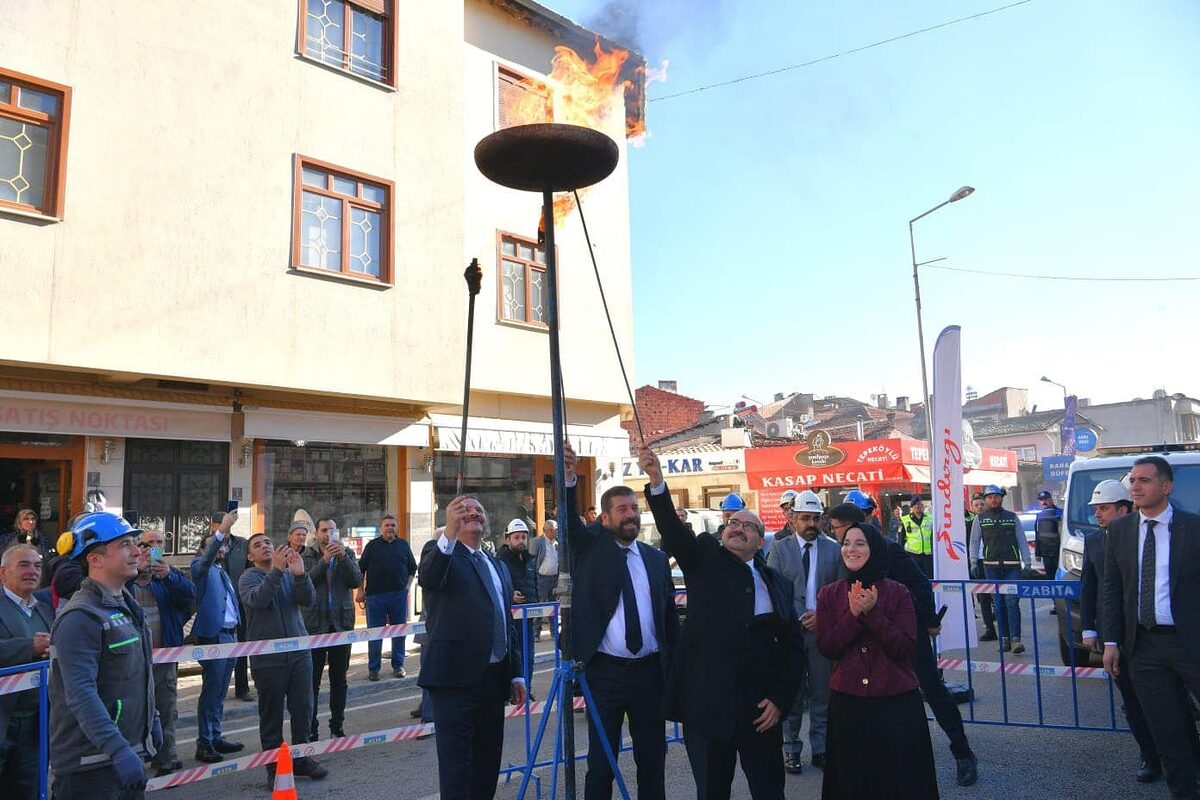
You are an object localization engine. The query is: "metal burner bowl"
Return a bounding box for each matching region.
[474,123,619,193]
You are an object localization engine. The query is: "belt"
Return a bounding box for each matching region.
[220,627,237,634]
[593,651,659,667]
[1138,624,1177,634]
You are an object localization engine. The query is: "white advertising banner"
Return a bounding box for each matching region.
[931,326,977,653]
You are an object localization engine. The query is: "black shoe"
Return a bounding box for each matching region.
[330,727,346,739]
[154,760,183,777]
[294,756,329,780]
[194,744,223,764]
[212,738,245,754]
[1136,759,1161,783]
[236,690,256,702]
[409,704,423,718]
[979,629,998,642]
[393,667,407,678]
[785,753,803,774]
[956,754,979,786]
[811,753,827,769]
[1001,637,1012,652]
[368,670,379,682]
[264,768,276,791]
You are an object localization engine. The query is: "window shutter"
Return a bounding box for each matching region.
[351,0,388,15]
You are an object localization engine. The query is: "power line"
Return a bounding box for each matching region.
[648,0,1036,103]
[923,263,1200,282]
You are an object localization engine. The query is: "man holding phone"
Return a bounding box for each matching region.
[212,502,254,704]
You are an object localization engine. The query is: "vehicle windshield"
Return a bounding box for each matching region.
[1067,463,1200,536]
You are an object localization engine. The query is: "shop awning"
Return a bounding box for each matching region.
[244,409,428,446]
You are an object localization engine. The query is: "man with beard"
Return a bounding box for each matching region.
[302,518,361,741]
[642,446,802,800]
[773,491,799,543]
[498,519,537,663]
[969,485,1030,654]
[562,441,678,800]
[768,489,840,774]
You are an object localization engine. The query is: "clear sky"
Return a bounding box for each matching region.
[543,0,1200,414]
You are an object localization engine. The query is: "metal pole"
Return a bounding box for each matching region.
[456,259,482,495]
[910,220,934,444]
[542,188,576,797]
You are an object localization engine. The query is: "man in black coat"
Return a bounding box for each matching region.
[498,518,538,668]
[1103,457,1200,799]
[640,447,801,800]
[562,441,678,800]
[418,495,526,800]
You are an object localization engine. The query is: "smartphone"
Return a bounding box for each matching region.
[936,604,949,622]
[227,499,239,514]
[329,526,341,543]
[149,546,163,566]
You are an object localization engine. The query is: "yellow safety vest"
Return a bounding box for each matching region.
[902,514,933,555]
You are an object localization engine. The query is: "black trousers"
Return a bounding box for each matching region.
[682,723,784,800]
[976,592,995,632]
[250,653,314,753]
[310,643,352,737]
[0,715,40,800]
[428,662,510,800]
[583,653,667,800]
[911,629,972,760]
[1130,627,1200,799]
[1115,650,1159,762]
[914,554,934,579]
[52,766,144,800]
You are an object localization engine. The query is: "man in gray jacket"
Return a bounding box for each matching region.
[48,512,160,799]
[240,533,327,787]
[302,517,362,740]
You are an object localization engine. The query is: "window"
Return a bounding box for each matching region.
[497,233,547,326]
[292,156,392,283]
[299,0,394,85]
[497,67,551,129]
[1014,445,1038,462]
[0,68,71,218]
[123,439,229,555]
[259,441,387,543]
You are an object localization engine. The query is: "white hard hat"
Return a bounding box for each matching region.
[794,490,823,514]
[1089,479,1131,506]
[505,518,529,535]
[779,489,800,508]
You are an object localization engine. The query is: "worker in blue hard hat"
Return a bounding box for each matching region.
[969,485,1031,655]
[48,512,161,798]
[845,490,882,536]
[719,492,746,523]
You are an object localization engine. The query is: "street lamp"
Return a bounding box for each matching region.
[910,186,975,441]
[1040,375,1068,399]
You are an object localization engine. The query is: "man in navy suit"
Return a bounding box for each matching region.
[418,495,526,800]
[561,441,679,800]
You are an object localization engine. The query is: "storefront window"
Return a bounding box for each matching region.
[260,441,388,541]
[433,453,536,549]
[124,439,229,555]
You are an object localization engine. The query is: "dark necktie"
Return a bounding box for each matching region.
[1139,519,1158,628]
[622,547,644,655]
[470,550,508,661]
[802,542,813,586]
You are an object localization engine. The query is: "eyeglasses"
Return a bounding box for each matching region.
[724,519,763,535]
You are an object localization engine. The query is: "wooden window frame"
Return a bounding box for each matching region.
[296,0,398,88]
[496,64,552,130]
[0,67,71,219]
[496,230,553,330]
[291,154,394,286]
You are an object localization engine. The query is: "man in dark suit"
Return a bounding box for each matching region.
[210,512,253,703]
[1103,456,1200,799]
[561,441,679,800]
[418,495,526,800]
[1079,479,1162,783]
[0,544,54,799]
[641,447,802,800]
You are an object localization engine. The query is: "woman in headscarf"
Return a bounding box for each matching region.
[1,508,58,566]
[816,523,938,799]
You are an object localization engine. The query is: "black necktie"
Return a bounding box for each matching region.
[622,548,644,655]
[802,542,812,585]
[1139,519,1158,628]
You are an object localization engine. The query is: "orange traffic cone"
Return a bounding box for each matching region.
[272,742,297,800]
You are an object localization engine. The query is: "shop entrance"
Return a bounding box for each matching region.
[0,434,87,535]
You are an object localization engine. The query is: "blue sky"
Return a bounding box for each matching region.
[545,0,1200,414]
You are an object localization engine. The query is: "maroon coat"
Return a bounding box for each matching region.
[816,577,919,697]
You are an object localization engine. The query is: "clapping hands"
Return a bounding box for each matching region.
[848,580,878,618]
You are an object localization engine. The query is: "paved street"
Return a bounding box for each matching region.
[155,595,1172,798]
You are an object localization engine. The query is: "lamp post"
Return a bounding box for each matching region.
[910,185,975,441]
[1040,375,1067,398]
[1041,376,1076,455]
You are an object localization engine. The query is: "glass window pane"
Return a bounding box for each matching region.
[349,207,381,277]
[17,87,57,116]
[0,118,48,208]
[301,166,326,187]
[501,239,517,257]
[261,441,387,543]
[534,247,545,264]
[300,191,342,270]
[518,243,534,260]
[305,0,347,67]
[0,81,11,104]
[332,174,357,196]
[349,8,385,81]
[501,260,526,321]
[529,268,546,323]
[361,183,385,204]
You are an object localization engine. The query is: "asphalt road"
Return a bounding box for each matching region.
[155,598,1170,798]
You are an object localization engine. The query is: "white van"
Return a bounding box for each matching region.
[1054,445,1200,665]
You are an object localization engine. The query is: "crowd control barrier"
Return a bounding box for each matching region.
[0,660,50,800]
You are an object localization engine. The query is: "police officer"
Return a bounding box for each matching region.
[969,486,1031,654]
[900,498,934,578]
[49,513,161,799]
[1034,490,1062,580]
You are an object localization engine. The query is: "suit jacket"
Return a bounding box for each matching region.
[767,532,841,617]
[563,482,679,685]
[190,534,240,638]
[301,545,363,634]
[647,484,803,741]
[1079,529,1108,636]
[1102,507,1200,655]
[417,538,523,688]
[0,594,54,731]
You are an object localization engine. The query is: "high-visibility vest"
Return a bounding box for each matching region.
[902,513,933,555]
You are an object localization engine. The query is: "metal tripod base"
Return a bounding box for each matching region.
[516,660,631,800]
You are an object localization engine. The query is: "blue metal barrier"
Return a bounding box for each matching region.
[0,660,50,800]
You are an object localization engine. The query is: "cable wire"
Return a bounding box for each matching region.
[649,0,1035,103]
[572,190,645,443]
[923,263,1200,282]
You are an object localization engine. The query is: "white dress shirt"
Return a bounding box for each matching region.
[213,532,241,629]
[798,537,819,613]
[3,587,36,617]
[745,558,774,615]
[437,534,521,673]
[538,538,559,576]
[599,542,659,659]
[1138,505,1174,627]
